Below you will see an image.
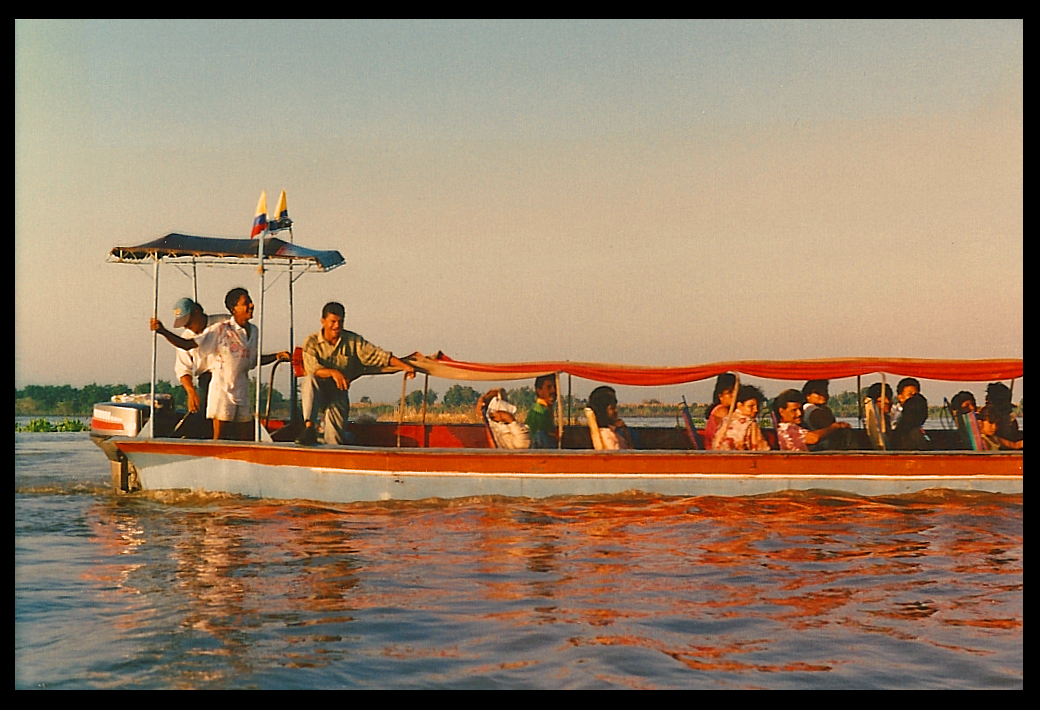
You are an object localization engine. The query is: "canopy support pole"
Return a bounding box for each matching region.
[568,374,572,425]
[397,372,408,448]
[555,372,563,449]
[288,226,297,424]
[146,254,159,438]
[254,234,266,442]
[857,375,863,428]
[421,373,430,447]
[879,373,888,450]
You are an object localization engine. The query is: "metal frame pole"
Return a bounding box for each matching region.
[254,233,266,441]
[288,226,297,423]
[147,254,159,437]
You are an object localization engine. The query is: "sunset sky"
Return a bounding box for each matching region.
[16,20,1022,405]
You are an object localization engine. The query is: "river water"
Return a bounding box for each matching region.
[15,431,1022,689]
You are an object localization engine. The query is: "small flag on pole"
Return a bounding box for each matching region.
[269,190,292,232]
[250,191,268,238]
[276,190,289,223]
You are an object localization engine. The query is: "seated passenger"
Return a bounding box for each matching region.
[984,382,1022,445]
[950,390,977,416]
[977,404,1023,450]
[772,389,851,452]
[712,384,770,451]
[588,386,633,450]
[801,379,855,450]
[864,381,894,448]
[977,406,1003,451]
[526,375,559,449]
[703,373,737,450]
[866,382,894,422]
[476,388,530,449]
[889,393,931,450]
[890,377,921,427]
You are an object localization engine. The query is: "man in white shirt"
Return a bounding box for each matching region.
[152,288,289,440]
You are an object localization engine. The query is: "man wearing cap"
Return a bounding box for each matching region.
[296,301,416,445]
[171,298,227,438]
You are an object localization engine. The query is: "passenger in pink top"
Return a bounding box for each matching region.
[712,384,770,451]
[703,373,737,450]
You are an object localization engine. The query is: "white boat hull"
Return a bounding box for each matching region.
[114,439,1024,502]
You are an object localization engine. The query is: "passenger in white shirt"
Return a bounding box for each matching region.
[477,389,530,449]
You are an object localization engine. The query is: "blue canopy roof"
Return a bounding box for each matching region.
[109,233,345,272]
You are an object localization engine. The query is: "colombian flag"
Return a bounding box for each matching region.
[250,191,268,238]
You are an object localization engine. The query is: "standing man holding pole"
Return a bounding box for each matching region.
[151,288,289,441]
[295,302,416,446]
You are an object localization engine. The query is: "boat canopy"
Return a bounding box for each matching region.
[108,233,345,272]
[407,353,1023,386]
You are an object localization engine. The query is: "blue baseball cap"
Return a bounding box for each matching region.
[172,297,199,328]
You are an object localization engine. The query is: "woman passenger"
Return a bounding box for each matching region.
[866,382,894,430]
[588,386,633,450]
[703,373,737,450]
[712,384,770,451]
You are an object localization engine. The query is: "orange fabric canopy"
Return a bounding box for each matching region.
[405,353,1022,386]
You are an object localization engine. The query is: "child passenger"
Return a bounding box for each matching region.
[977,403,1023,450]
[712,385,770,451]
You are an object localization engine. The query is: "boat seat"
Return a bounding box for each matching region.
[584,408,605,450]
[956,411,982,451]
[680,397,702,449]
[480,406,499,448]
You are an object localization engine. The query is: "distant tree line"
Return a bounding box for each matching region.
[16,383,1020,420]
[15,380,284,417]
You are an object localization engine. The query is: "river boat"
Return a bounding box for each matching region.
[90,231,1023,503]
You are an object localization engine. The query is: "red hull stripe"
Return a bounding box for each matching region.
[114,439,1023,479]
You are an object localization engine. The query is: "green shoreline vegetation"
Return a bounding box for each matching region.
[16,382,1021,430]
[15,417,89,432]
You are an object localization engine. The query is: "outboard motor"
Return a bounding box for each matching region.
[89,394,177,492]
